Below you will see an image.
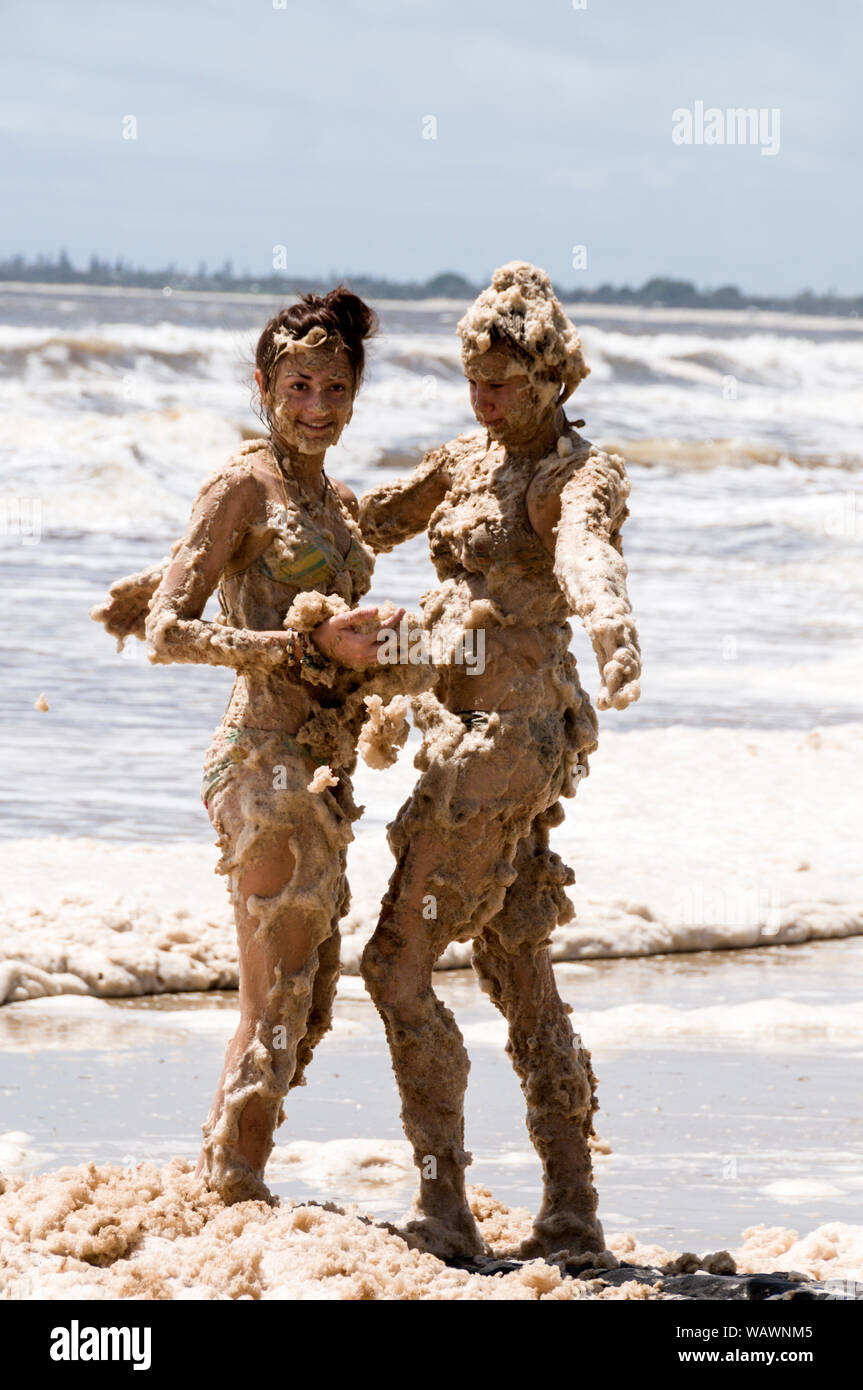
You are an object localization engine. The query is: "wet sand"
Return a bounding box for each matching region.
[3,942,862,1259]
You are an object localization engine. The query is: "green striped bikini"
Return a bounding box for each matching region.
[217,447,374,611]
[204,446,375,809]
[201,725,331,808]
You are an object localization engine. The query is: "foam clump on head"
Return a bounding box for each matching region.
[270,324,331,363]
[457,260,589,402]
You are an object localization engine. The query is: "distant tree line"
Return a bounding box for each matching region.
[0,252,860,317]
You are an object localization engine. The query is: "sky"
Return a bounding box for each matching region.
[2,0,860,294]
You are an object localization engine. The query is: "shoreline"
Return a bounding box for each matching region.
[3,945,862,1265]
[3,886,862,1005]
[4,719,862,1004]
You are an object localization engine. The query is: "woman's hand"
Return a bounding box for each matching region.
[90,565,165,642]
[592,618,642,711]
[311,606,405,670]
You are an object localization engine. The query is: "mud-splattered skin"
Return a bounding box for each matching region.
[91,344,423,1206]
[140,439,366,1204]
[358,266,642,1262]
[147,439,370,721]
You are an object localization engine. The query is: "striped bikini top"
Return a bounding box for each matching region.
[255,502,371,590]
[217,441,374,624]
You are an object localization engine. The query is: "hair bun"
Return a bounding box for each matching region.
[322,287,378,341]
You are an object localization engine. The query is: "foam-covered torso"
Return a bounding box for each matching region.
[220,454,374,631]
[421,429,597,738]
[144,439,428,770]
[212,442,376,743]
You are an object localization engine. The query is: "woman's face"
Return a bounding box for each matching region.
[258,344,356,454]
[464,345,559,444]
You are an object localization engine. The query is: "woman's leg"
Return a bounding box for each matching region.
[197,761,351,1203]
[361,715,552,1257]
[362,828,488,1256]
[472,816,605,1260]
[291,870,347,1091]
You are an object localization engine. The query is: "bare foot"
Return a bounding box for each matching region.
[399,1210,490,1260]
[197,1156,276,1207]
[517,1212,611,1264]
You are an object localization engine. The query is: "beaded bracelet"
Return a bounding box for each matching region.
[286,626,330,674]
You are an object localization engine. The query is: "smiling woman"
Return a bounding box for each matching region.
[89,289,428,1205]
[253,292,375,455]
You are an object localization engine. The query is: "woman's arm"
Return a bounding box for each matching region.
[552,448,642,711]
[90,552,174,646]
[145,468,299,672]
[358,445,451,553]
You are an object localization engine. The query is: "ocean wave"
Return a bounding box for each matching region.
[582,327,863,392]
[0,335,209,379]
[461,996,863,1054]
[1,315,862,478]
[600,438,863,471]
[3,318,863,395]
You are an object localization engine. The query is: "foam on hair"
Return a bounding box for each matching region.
[457,261,589,402]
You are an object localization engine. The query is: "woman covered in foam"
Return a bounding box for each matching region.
[358,262,642,1262]
[92,290,426,1204]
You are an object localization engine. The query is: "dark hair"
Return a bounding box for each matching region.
[255,287,378,402]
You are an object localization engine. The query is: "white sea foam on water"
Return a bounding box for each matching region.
[7,989,858,1058]
[0,991,362,1038]
[2,307,862,541]
[760,1180,847,1202]
[267,1139,415,1191]
[0,838,236,1005]
[2,724,861,1003]
[0,1132,50,1178]
[462,999,863,1057]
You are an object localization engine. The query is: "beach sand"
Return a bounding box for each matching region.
[3,948,863,1298]
[4,1157,862,1301]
